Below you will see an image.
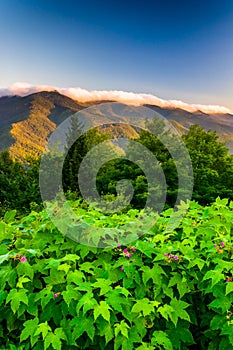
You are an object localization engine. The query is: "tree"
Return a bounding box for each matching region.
[62,116,109,195]
[0,151,42,215]
[182,124,233,204]
[96,115,185,211]
[125,115,180,209]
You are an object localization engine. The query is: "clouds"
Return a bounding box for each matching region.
[0,82,231,114]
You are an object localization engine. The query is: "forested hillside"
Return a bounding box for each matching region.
[1,92,233,162]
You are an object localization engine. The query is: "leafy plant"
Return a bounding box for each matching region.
[0,198,233,349]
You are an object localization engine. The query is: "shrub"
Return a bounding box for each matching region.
[0,198,233,349]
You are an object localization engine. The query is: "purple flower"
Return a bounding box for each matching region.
[125,253,133,258]
[20,256,27,263]
[131,247,136,253]
[53,293,58,298]
[226,278,232,282]
[174,255,179,261]
[123,249,128,254]
[120,266,124,271]
[214,244,217,248]
[220,242,225,247]
[164,253,168,256]
[168,254,174,258]
[117,243,121,247]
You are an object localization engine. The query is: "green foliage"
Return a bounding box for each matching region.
[62,116,109,195]
[0,151,42,216]
[2,121,233,218]
[182,124,233,204]
[1,199,233,348]
[97,121,233,210]
[96,158,147,211]
[96,115,181,210]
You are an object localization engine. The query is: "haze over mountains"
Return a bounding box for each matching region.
[0,90,233,161]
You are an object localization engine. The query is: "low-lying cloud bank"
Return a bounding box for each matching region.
[0,82,231,114]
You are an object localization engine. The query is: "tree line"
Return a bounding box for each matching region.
[1,115,233,216]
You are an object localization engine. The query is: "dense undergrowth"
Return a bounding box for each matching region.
[1,198,233,349]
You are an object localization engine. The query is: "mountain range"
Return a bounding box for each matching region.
[0,90,233,161]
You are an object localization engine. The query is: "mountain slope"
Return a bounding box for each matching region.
[0,91,233,161]
[0,91,84,160]
[145,104,233,152]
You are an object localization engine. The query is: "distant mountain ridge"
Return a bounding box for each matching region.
[0,91,233,161]
[145,104,233,151]
[0,91,85,160]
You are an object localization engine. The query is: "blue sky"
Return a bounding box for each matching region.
[0,0,233,110]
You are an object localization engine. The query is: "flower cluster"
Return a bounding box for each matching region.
[116,244,136,257]
[164,253,179,263]
[214,241,225,253]
[122,246,136,258]
[117,244,137,271]
[13,254,27,263]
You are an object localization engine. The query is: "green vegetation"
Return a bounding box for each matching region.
[0,151,41,216]
[1,120,233,216]
[63,117,233,210]
[1,199,233,349]
[1,119,233,349]
[182,124,233,204]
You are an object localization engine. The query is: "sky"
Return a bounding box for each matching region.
[0,0,233,112]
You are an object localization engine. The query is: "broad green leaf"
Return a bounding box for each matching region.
[72,316,95,341]
[0,253,10,265]
[135,241,156,258]
[0,290,7,306]
[104,324,114,344]
[20,317,39,342]
[34,321,52,340]
[34,287,54,309]
[16,261,34,279]
[168,273,190,298]
[44,328,67,350]
[209,297,232,313]
[140,264,165,286]
[4,210,17,223]
[79,262,95,274]
[94,300,112,322]
[0,222,6,241]
[16,276,31,288]
[62,286,81,306]
[114,320,130,338]
[6,289,28,313]
[92,278,113,295]
[158,305,175,323]
[132,298,160,317]
[170,298,190,325]
[203,269,224,287]
[152,330,173,350]
[58,263,70,274]
[76,292,97,315]
[67,270,85,285]
[115,285,131,297]
[210,315,227,330]
[60,254,80,262]
[226,282,233,295]
[24,249,41,256]
[166,327,194,347]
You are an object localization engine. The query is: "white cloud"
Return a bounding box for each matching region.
[0,82,231,114]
